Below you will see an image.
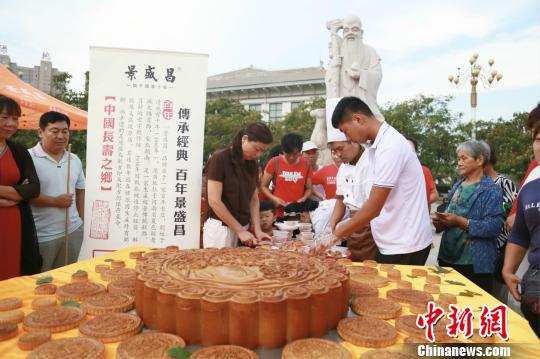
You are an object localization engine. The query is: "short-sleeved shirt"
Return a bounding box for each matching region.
[366,122,432,255]
[312,163,339,199]
[264,155,312,205]
[29,143,85,242]
[336,151,371,210]
[508,178,540,266]
[206,147,257,226]
[422,165,436,205]
[509,160,539,216]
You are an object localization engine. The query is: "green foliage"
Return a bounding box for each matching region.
[472,112,532,181]
[262,97,325,164]
[9,72,532,187]
[203,98,262,161]
[167,346,192,359]
[61,301,81,307]
[383,95,464,186]
[35,275,53,284]
[382,95,531,184]
[267,97,325,141]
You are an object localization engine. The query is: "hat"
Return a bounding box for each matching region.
[302,141,318,152]
[326,97,347,143]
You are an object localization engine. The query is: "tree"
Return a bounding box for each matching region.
[203,97,325,165]
[469,112,532,181]
[261,97,325,164]
[267,97,325,141]
[382,95,463,186]
[203,98,262,161]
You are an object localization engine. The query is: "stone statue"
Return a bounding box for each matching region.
[325,15,383,120]
[311,15,384,165]
[309,108,332,165]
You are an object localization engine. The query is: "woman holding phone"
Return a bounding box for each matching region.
[433,140,504,293]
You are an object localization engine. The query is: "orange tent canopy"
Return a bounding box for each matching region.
[0,64,87,130]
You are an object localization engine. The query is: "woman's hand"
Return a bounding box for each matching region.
[254,229,272,243]
[238,230,257,247]
[435,213,459,228]
[502,271,522,301]
[0,199,18,207]
[272,196,287,208]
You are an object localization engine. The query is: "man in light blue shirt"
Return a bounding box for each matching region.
[29,111,85,271]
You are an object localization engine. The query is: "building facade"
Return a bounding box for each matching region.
[0,45,64,95]
[207,66,326,121]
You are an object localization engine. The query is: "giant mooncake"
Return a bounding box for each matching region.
[135,247,349,349]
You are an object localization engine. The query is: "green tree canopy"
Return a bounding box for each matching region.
[469,112,532,181]
[10,78,533,189]
[203,98,262,160]
[382,95,464,185]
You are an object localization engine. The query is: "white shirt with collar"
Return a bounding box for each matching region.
[365,122,432,255]
[29,143,86,242]
[336,150,371,211]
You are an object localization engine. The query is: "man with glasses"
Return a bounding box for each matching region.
[328,130,377,261]
[29,111,85,270]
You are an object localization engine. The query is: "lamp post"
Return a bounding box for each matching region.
[448,53,502,139]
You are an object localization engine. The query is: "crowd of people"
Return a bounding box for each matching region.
[0,95,85,280]
[1,91,538,336]
[203,97,539,336]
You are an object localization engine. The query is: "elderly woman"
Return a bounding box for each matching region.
[0,95,41,280]
[434,140,503,293]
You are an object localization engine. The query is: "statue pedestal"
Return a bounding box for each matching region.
[310,108,332,166]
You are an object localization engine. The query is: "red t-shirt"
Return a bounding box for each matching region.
[422,165,436,205]
[264,155,312,214]
[509,160,539,216]
[312,164,339,199]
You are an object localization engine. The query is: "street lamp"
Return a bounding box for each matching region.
[448,53,503,139]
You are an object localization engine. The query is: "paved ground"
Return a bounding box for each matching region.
[425,227,441,266]
[426,202,442,266]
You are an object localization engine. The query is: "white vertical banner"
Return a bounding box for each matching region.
[80,47,208,259]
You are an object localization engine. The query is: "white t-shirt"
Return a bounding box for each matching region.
[365,122,432,254]
[29,143,86,242]
[335,151,371,210]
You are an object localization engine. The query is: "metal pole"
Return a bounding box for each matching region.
[470,82,478,140]
[64,144,72,265]
[471,107,477,140]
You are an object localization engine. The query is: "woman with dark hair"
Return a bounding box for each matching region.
[0,95,41,279]
[203,122,273,248]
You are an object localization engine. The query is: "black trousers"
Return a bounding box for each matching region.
[438,259,493,294]
[521,265,540,338]
[375,244,431,266]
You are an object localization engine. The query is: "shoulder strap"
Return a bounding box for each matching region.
[272,156,279,187]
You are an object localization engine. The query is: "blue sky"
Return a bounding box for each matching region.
[2,0,539,121]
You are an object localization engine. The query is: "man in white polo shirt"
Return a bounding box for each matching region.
[331,97,432,264]
[29,111,85,271]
